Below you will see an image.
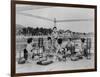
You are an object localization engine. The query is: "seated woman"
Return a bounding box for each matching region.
[74,39,83,56]
[57,38,63,53]
[45,37,54,57]
[65,38,82,61]
[81,38,89,59]
[66,38,75,56]
[23,38,34,63]
[46,37,52,49]
[55,38,67,61]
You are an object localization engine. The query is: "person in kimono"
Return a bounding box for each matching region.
[24,38,34,63]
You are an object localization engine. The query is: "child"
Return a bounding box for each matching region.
[24,38,34,63]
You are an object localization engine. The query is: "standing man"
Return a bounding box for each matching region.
[51,27,58,53]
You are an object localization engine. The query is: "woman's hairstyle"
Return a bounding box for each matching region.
[47,37,51,40]
[53,27,57,30]
[27,38,33,44]
[57,38,63,44]
[81,38,85,43]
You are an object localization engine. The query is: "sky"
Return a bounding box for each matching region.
[16,4,95,33]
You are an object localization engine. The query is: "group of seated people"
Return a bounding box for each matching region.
[46,37,91,61]
[18,36,91,64]
[18,27,91,64]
